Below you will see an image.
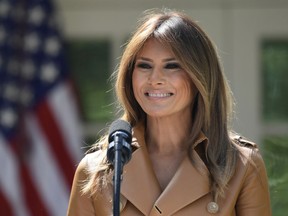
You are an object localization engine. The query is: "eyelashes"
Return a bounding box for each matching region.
[135,62,181,70]
[136,63,152,69]
[164,63,181,69]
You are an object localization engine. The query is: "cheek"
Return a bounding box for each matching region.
[175,75,195,98]
[180,82,197,109]
[182,83,193,101]
[132,71,138,91]
[132,71,143,98]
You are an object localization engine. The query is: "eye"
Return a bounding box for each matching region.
[136,62,152,69]
[165,63,181,69]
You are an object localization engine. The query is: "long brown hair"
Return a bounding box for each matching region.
[84,9,238,200]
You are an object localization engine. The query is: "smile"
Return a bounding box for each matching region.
[145,93,173,98]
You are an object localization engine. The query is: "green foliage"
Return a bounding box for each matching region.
[262,136,288,216]
[67,39,114,122]
[261,40,288,122]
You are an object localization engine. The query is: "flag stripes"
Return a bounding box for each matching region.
[0,0,83,215]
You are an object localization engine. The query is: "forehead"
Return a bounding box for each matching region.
[136,38,175,59]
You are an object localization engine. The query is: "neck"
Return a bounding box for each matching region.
[145,113,192,155]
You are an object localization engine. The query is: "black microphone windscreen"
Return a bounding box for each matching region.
[108,119,132,138]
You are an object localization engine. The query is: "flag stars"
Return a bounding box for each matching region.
[24,32,40,53]
[0,108,18,129]
[0,1,10,18]
[21,59,36,79]
[40,63,58,83]
[29,6,45,26]
[45,37,60,56]
[20,87,33,106]
[3,83,19,102]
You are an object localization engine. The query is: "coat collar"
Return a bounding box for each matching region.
[120,124,210,215]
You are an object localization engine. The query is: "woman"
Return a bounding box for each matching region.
[67,9,271,215]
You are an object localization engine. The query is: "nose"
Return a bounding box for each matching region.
[148,68,165,85]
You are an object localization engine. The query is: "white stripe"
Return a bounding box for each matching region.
[0,135,30,216]
[48,82,83,163]
[25,114,69,216]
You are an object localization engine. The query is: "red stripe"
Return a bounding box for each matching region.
[10,138,50,216]
[35,99,76,187]
[20,163,50,216]
[0,189,13,216]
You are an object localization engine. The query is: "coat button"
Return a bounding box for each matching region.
[207,202,219,214]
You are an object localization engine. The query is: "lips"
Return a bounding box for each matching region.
[145,92,173,98]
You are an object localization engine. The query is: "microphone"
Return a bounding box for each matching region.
[107,119,132,166]
[107,119,132,216]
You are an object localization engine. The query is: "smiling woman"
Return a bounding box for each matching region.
[132,38,195,119]
[66,9,271,216]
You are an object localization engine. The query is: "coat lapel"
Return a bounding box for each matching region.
[120,125,162,215]
[120,125,210,215]
[151,151,210,215]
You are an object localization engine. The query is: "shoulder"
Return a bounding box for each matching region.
[71,150,109,197]
[232,136,267,181]
[231,135,266,173]
[232,136,258,159]
[74,150,106,178]
[230,138,271,215]
[233,136,257,149]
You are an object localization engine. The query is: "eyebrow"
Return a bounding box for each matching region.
[136,57,177,62]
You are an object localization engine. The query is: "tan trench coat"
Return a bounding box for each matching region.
[67,126,271,216]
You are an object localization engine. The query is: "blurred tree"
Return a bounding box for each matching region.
[67,39,113,122]
[261,40,288,216]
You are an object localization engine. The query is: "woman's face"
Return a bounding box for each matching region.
[132,38,196,118]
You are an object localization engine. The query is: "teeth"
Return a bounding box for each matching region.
[147,93,171,97]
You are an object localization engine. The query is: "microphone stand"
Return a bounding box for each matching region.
[107,119,132,216]
[112,135,123,216]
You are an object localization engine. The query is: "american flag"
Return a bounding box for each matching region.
[0,0,83,215]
